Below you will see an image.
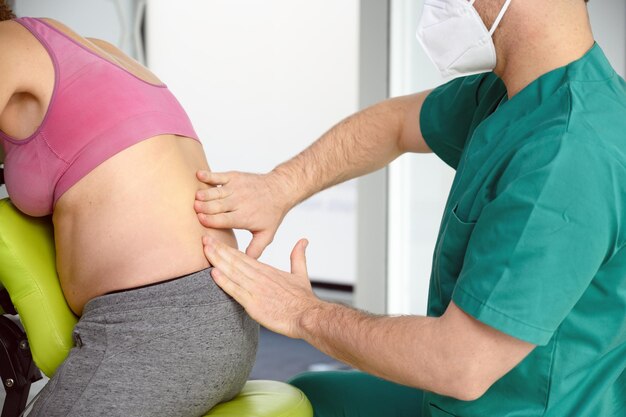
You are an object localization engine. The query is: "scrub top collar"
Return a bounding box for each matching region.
[495,43,614,123]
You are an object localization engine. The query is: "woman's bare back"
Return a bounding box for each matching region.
[0,19,235,315]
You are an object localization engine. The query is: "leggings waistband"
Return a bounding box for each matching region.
[105,270,199,295]
[82,267,235,318]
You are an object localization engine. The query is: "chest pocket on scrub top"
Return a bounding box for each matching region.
[434,204,477,301]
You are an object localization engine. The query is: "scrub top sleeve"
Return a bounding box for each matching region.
[452,136,618,346]
[420,73,503,169]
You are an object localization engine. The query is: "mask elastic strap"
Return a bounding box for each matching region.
[488,0,513,36]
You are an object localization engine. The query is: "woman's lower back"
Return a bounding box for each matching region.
[53,134,236,316]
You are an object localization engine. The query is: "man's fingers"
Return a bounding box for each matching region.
[197,212,236,229]
[210,267,251,304]
[197,200,231,216]
[203,236,262,284]
[195,186,232,202]
[196,170,231,186]
[203,236,236,269]
[290,239,309,276]
[245,231,274,259]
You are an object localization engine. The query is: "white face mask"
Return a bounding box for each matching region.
[416,0,513,79]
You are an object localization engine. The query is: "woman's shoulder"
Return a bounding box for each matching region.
[0,18,40,61]
[0,18,55,115]
[0,20,32,94]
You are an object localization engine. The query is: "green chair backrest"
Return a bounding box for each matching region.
[0,198,77,377]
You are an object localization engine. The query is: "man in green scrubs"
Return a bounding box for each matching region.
[195,0,626,415]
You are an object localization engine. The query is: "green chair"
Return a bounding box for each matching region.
[0,197,312,417]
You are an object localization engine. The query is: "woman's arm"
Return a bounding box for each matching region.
[0,22,17,114]
[0,22,6,180]
[0,20,29,134]
[0,22,14,172]
[0,20,39,168]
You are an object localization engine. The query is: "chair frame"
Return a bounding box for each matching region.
[0,168,43,416]
[0,288,42,417]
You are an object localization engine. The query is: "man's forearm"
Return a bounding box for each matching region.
[203,233,535,401]
[271,92,431,207]
[297,301,466,398]
[296,299,534,402]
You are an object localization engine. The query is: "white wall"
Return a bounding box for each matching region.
[589,0,626,78]
[354,0,391,313]
[387,0,455,315]
[146,0,360,285]
[1,0,361,287]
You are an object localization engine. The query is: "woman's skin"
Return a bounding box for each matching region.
[0,18,236,315]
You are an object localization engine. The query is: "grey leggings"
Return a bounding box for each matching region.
[29,268,258,417]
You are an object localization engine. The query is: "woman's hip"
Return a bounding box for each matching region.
[30,268,259,417]
[78,267,258,357]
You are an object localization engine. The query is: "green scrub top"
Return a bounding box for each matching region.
[420,44,626,417]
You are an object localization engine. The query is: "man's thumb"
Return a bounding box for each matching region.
[290,239,309,276]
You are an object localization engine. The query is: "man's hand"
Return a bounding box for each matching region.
[195,171,294,259]
[202,237,535,401]
[203,235,321,338]
[194,93,432,259]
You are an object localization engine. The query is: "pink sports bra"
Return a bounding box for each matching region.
[0,17,200,217]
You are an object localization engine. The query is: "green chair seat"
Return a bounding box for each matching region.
[205,380,312,417]
[0,198,312,417]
